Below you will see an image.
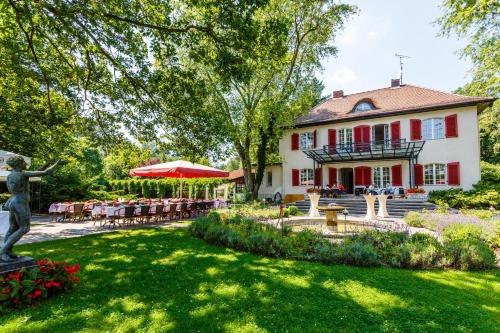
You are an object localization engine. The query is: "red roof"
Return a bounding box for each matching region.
[295,84,495,127]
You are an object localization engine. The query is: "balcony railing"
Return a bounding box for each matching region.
[303,139,425,163]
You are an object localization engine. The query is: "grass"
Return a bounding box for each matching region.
[0,228,499,333]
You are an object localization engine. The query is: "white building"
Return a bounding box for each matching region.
[258,80,495,200]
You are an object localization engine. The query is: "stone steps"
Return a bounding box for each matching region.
[286,197,436,217]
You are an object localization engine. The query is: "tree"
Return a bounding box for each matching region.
[155,0,356,198]
[438,0,499,163]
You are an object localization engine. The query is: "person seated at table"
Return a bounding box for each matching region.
[385,183,394,195]
[368,184,377,195]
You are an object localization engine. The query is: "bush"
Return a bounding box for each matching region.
[402,233,443,269]
[441,223,483,242]
[349,230,408,267]
[404,211,426,228]
[442,239,496,270]
[248,231,292,258]
[290,230,328,260]
[333,242,381,267]
[0,259,79,311]
[287,206,299,216]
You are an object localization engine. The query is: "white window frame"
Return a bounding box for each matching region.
[338,128,353,151]
[353,102,375,113]
[424,163,446,185]
[422,118,444,140]
[371,124,390,148]
[300,168,314,186]
[299,132,314,150]
[372,166,390,188]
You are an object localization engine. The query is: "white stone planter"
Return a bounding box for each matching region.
[406,193,428,201]
[308,193,321,218]
[363,194,377,221]
[377,194,389,218]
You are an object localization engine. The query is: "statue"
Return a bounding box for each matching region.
[0,156,62,262]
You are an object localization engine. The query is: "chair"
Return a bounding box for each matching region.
[106,207,123,228]
[82,203,94,221]
[178,202,189,218]
[136,205,150,224]
[168,203,178,220]
[122,206,136,226]
[153,204,164,223]
[63,203,85,222]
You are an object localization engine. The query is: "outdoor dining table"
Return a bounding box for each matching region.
[48,203,71,214]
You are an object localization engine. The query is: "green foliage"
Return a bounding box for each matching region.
[442,239,496,270]
[0,193,10,205]
[404,211,427,228]
[403,234,443,269]
[287,206,299,216]
[441,223,483,242]
[332,242,381,267]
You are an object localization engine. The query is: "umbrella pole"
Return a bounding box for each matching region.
[180,177,183,198]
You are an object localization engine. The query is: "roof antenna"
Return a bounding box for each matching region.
[395,53,410,85]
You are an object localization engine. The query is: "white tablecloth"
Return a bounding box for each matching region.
[48,203,71,214]
[0,211,10,236]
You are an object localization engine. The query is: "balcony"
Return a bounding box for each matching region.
[303,139,425,163]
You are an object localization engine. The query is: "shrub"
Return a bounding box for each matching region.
[204,224,247,250]
[290,230,328,260]
[312,241,338,264]
[333,242,380,267]
[0,260,80,311]
[404,211,426,228]
[188,217,215,238]
[441,223,483,242]
[402,233,443,269]
[248,231,292,258]
[442,239,496,270]
[287,206,299,216]
[349,230,408,267]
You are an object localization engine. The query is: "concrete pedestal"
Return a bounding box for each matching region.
[377,194,389,218]
[308,193,321,218]
[363,194,377,221]
[0,256,36,275]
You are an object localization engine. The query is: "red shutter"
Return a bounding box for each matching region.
[291,133,299,150]
[292,169,300,186]
[328,129,336,146]
[354,167,363,186]
[410,119,422,140]
[447,162,460,185]
[313,130,317,148]
[363,167,372,186]
[445,114,458,138]
[328,167,337,185]
[391,165,402,186]
[354,125,370,151]
[315,167,322,186]
[390,121,401,148]
[414,164,423,186]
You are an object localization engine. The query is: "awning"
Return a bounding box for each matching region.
[303,139,425,164]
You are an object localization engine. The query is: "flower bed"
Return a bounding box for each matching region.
[0,260,80,310]
[189,212,497,270]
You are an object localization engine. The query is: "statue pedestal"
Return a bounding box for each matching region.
[308,193,321,218]
[363,194,377,222]
[0,256,36,275]
[377,194,389,218]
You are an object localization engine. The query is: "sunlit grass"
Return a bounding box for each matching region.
[0,228,498,332]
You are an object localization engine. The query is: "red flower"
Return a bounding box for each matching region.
[12,298,19,303]
[65,264,80,274]
[28,289,42,299]
[37,259,48,266]
[35,278,43,284]
[8,272,21,281]
[2,287,11,295]
[72,277,80,283]
[53,282,60,287]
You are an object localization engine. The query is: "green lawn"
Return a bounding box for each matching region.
[1,228,498,333]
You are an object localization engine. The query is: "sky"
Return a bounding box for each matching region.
[319,0,472,97]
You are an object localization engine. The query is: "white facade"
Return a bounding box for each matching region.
[258,105,482,198]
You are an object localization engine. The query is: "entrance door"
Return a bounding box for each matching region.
[340,168,354,194]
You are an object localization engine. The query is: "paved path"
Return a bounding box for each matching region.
[1,215,190,245]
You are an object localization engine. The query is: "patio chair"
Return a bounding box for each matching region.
[177,202,189,218]
[136,205,150,224]
[106,207,123,228]
[82,203,94,221]
[153,204,164,223]
[63,203,85,222]
[122,206,136,226]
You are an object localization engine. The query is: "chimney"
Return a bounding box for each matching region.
[391,79,401,87]
[332,90,344,98]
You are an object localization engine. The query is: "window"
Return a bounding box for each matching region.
[373,167,390,188]
[267,171,272,186]
[299,132,314,150]
[338,128,353,151]
[353,101,375,113]
[424,164,446,185]
[371,124,390,147]
[300,169,314,186]
[422,118,444,140]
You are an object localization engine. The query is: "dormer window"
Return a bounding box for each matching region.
[353,101,375,113]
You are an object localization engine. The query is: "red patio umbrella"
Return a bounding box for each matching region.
[129,160,229,198]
